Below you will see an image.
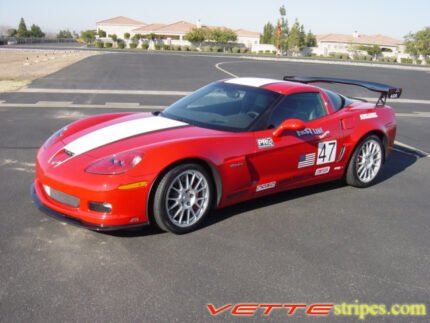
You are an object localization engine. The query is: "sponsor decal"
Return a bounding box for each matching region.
[360,112,378,120]
[318,130,331,139]
[257,137,274,149]
[298,153,316,168]
[256,181,276,192]
[317,140,337,165]
[389,90,401,99]
[334,166,344,171]
[315,166,330,176]
[296,128,323,137]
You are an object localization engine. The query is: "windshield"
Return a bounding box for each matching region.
[162,82,280,132]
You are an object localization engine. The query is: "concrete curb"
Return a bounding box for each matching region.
[239,55,430,72]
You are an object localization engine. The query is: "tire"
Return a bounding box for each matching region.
[346,135,384,188]
[152,163,214,234]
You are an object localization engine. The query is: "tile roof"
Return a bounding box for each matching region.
[235,29,260,37]
[96,17,260,39]
[153,21,196,35]
[97,16,146,25]
[317,34,401,47]
[132,23,166,33]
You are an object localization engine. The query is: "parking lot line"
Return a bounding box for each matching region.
[0,102,164,109]
[394,141,429,157]
[215,61,239,77]
[19,88,191,96]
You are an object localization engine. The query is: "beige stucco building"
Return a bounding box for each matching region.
[313,32,402,57]
[96,16,260,48]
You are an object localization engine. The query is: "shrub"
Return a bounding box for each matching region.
[181,46,190,51]
[212,46,221,52]
[154,44,161,50]
[163,44,170,50]
[265,50,271,54]
[104,42,113,48]
[172,45,180,51]
[232,47,240,54]
[189,45,197,51]
[95,41,104,48]
[401,58,413,64]
[141,43,149,50]
[272,50,277,55]
[117,41,125,49]
[129,42,137,49]
[239,48,248,54]
[202,46,212,52]
[378,56,397,63]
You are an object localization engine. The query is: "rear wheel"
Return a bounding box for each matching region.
[153,163,213,234]
[346,135,384,188]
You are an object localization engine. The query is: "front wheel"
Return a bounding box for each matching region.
[346,135,384,188]
[152,164,213,234]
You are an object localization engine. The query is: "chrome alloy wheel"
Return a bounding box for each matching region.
[356,139,382,183]
[165,170,210,227]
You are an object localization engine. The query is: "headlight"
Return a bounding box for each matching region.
[44,126,67,149]
[85,152,143,175]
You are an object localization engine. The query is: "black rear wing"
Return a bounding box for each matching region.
[283,76,402,106]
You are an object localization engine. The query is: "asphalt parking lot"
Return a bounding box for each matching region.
[0,50,429,322]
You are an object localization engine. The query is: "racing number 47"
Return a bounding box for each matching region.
[317,140,337,165]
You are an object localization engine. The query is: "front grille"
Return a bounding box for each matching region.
[43,185,80,208]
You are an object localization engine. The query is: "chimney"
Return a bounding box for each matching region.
[196,19,202,28]
[353,31,359,38]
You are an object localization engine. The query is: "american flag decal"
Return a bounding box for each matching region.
[298,153,316,168]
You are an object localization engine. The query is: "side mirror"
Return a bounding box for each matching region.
[273,119,306,137]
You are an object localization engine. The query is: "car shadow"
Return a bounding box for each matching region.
[109,144,423,237]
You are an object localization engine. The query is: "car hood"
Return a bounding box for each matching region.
[58,112,232,159]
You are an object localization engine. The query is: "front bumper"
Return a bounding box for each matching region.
[32,177,151,231]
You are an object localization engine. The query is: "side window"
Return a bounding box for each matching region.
[268,92,327,128]
[324,89,344,111]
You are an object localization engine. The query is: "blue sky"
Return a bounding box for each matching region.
[0,0,428,39]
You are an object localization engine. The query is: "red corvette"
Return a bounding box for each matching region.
[32,76,401,233]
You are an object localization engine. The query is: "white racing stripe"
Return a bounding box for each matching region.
[225,77,281,87]
[65,116,187,156]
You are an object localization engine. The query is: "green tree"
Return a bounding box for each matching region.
[210,28,237,43]
[260,22,274,44]
[124,32,130,40]
[405,27,430,62]
[17,17,28,37]
[8,28,17,37]
[354,45,382,57]
[305,30,317,47]
[109,34,118,42]
[81,30,96,43]
[98,29,106,37]
[299,24,306,48]
[278,5,289,52]
[30,24,45,38]
[367,45,382,57]
[185,27,209,43]
[287,20,304,53]
[132,33,142,42]
[57,30,73,39]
